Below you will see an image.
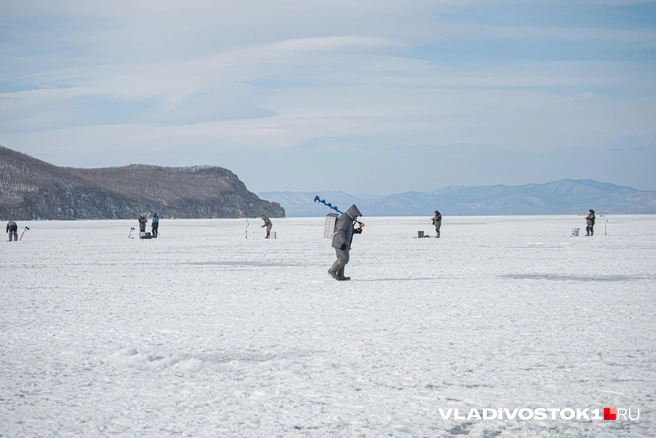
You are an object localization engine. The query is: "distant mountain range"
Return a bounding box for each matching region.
[0,145,284,220]
[260,180,656,217]
[3,143,652,220]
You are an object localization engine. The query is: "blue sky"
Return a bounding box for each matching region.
[1,0,655,193]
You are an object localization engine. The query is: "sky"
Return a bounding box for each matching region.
[1,0,655,194]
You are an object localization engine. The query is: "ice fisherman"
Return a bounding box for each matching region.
[6,220,18,242]
[261,215,272,238]
[151,213,159,236]
[138,214,148,233]
[585,209,596,236]
[431,210,442,238]
[328,204,363,281]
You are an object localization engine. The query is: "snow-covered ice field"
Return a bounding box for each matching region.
[1,215,655,437]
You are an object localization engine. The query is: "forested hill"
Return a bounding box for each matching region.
[0,145,284,220]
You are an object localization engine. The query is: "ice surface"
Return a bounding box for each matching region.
[1,215,655,437]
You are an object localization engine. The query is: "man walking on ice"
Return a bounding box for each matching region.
[328,204,363,281]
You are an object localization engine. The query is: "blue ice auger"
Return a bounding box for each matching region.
[314,196,365,228]
[314,196,343,214]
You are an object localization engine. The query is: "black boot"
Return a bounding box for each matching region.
[328,260,343,281]
[338,266,350,281]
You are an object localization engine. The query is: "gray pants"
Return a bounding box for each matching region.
[335,248,350,264]
[8,231,18,241]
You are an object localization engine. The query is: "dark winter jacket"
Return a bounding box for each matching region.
[138,215,147,231]
[331,204,362,251]
[6,221,17,233]
[152,214,159,225]
[261,216,272,229]
[431,212,442,227]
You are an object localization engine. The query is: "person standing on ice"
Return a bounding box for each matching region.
[431,210,442,238]
[328,204,363,281]
[261,215,272,238]
[6,220,18,241]
[138,214,148,233]
[151,213,160,236]
[585,209,596,236]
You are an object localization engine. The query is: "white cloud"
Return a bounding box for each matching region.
[4,86,654,157]
[0,0,655,185]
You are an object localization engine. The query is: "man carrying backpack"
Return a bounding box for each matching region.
[328,204,363,281]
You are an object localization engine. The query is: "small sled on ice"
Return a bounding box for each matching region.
[139,231,157,239]
[128,227,157,240]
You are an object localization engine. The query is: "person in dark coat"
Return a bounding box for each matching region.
[151,213,159,236]
[261,215,272,238]
[138,214,148,233]
[585,209,596,236]
[431,210,442,238]
[6,220,18,241]
[328,204,363,281]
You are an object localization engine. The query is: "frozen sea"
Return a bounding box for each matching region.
[1,215,655,437]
